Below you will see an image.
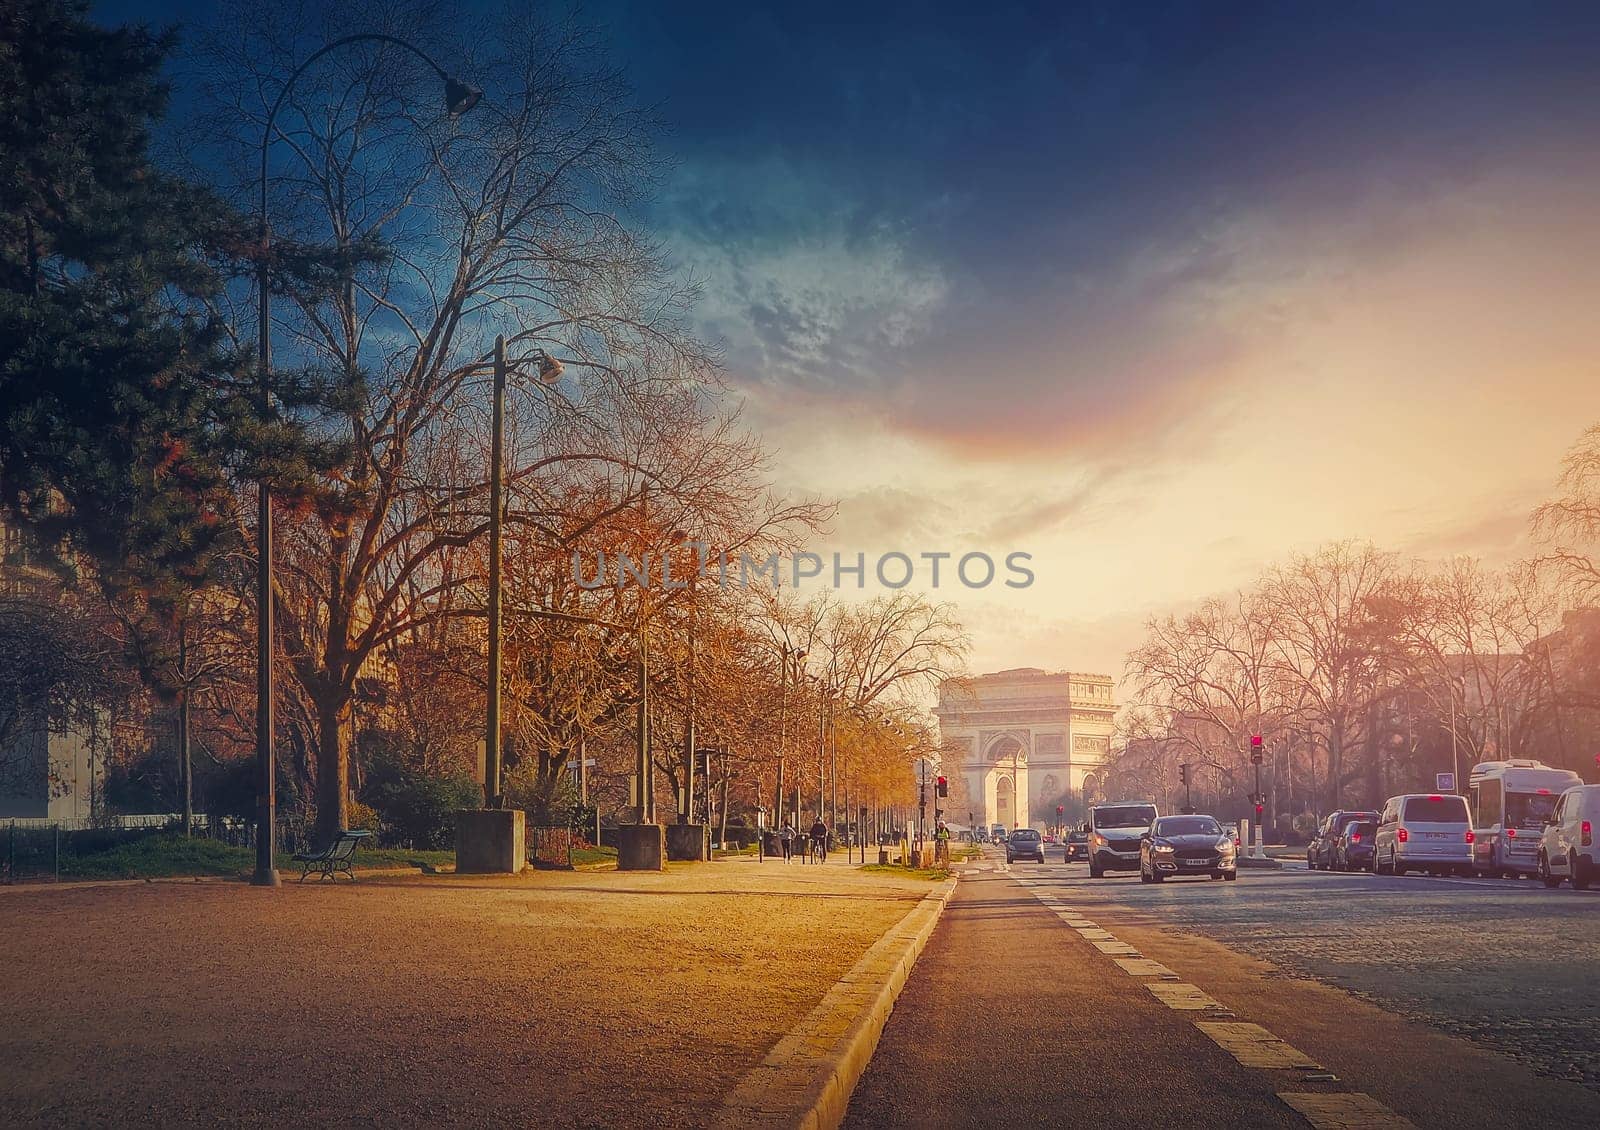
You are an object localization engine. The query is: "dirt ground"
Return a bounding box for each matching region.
[0,858,930,1127]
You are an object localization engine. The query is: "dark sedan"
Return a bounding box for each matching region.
[1063,830,1089,862]
[1139,815,1238,882]
[1334,820,1377,872]
[1006,827,1045,864]
[1309,810,1380,870]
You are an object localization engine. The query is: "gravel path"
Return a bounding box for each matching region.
[0,859,929,1127]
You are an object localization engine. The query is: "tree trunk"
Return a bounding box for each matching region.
[314,694,351,845]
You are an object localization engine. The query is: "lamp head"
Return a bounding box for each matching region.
[445,76,483,117]
[533,351,564,384]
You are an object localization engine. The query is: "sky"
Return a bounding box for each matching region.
[105,0,1600,688]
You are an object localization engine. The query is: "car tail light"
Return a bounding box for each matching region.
[1350,833,1361,843]
[1428,794,1443,801]
[1584,821,1593,848]
[1465,830,1475,844]
[1397,827,1409,843]
[1505,828,1515,839]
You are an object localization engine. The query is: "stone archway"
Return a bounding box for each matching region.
[995,774,1015,830]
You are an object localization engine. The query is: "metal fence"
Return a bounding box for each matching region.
[529,825,574,869]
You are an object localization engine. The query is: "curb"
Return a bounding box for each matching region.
[715,875,959,1130]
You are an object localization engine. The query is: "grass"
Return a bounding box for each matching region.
[860,862,950,881]
[53,833,454,881]
[571,845,618,869]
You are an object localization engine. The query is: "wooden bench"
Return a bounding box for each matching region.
[291,829,373,883]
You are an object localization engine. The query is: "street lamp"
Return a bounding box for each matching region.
[777,645,806,829]
[253,34,479,886]
[670,530,704,826]
[485,336,563,809]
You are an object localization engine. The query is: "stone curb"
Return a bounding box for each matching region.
[714,875,959,1130]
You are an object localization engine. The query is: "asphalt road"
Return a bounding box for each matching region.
[843,863,1306,1129]
[1069,858,1600,1092]
[846,849,1600,1129]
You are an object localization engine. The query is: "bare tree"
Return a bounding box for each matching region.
[194,1,719,838]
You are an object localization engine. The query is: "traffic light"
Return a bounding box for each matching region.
[1179,764,1189,785]
[1250,734,1263,764]
[1255,801,1264,819]
[936,775,948,798]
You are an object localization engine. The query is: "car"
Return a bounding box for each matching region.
[1309,810,1380,870]
[1087,802,1159,878]
[1139,814,1238,882]
[1221,822,1241,851]
[1063,829,1089,862]
[1538,783,1600,890]
[1006,827,1045,864]
[1374,793,1474,876]
[1334,820,1376,872]
[990,823,1007,844]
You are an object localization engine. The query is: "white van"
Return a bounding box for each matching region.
[1373,793,1473,876]
[1468,760,1582,877]
[1537,784,1600,890]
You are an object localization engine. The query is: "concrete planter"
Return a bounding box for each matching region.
[617,823,666,871]
[454,809,526,874]
[665,823,710,862]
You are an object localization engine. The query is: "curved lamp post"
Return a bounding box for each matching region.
[253,34,479,886]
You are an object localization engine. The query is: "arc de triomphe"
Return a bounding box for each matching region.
[934,668,1115,831]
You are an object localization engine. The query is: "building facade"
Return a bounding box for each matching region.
[934,668,1115,831]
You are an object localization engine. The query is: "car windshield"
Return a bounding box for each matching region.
[1154,817,1220,837]
[1505,791,1559,830]
[1011,829,1039,841]
[1095,805,1158,829]
[1402,795,1470,823]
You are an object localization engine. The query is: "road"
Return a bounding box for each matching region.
[845,849,1600,1129]
[1095,859,1600,1092]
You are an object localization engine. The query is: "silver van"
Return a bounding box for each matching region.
[1374,793,1473,876]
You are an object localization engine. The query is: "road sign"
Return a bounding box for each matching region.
[1436,772,1456,792]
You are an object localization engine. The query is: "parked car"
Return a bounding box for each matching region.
[1538,783,1600,890]
[1334,820,1377,872]
[1374,794,1474,876]
[1138,814,1237,882]
[1063,829,1089,862]
[1087,802,1159,878]
[1309,810,1380,870]
[1006,827,1045,864]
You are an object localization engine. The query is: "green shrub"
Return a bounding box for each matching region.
[360,748,480,849]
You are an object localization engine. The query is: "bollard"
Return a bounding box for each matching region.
[54,824,60,881]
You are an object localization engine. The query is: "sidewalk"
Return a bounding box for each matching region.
[0,857,933,1127]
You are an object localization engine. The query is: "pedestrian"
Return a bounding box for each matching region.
[779,821,794,863]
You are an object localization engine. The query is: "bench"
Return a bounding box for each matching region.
[291,829,373,882]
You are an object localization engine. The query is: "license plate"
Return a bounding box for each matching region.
[1426,832,1449,839]
[1181,859,1210,867]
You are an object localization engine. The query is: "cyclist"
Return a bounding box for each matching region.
[809,817,829,863]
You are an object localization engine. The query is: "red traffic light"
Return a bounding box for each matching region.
[936,775,949,798]
[1056,805,1064,814]
[1255,803,1264,816]
[1250,734,1263,748]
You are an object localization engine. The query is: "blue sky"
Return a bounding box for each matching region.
[99,1,1600,678]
